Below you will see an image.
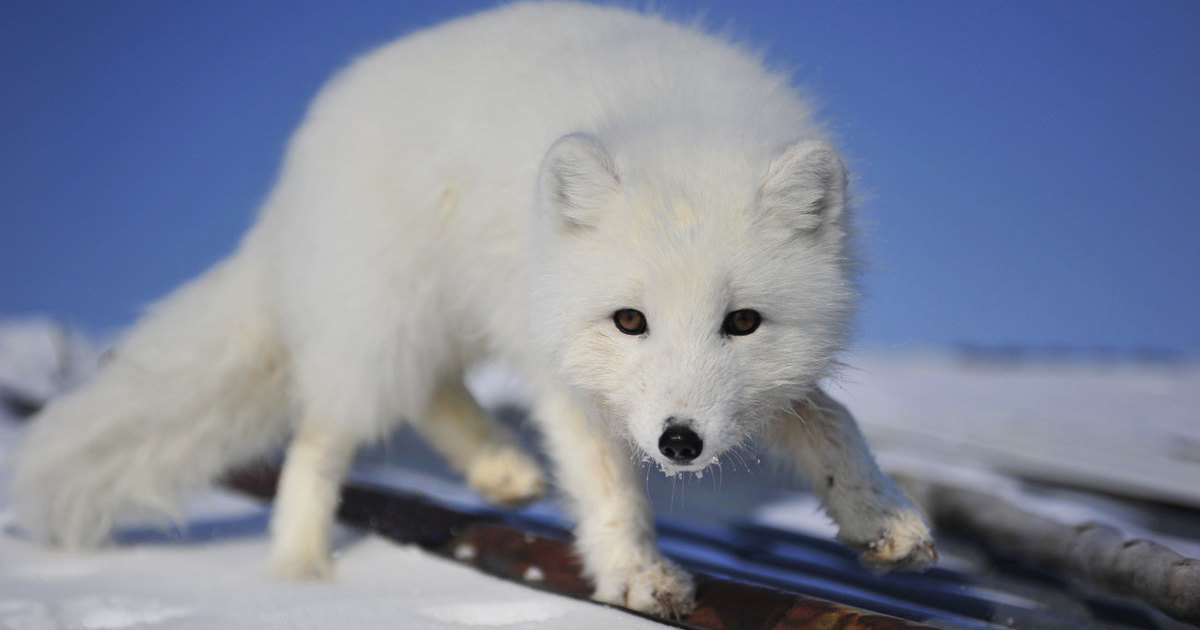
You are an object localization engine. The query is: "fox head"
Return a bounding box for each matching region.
[531,132,855,474]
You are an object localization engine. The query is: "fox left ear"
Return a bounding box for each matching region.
[758,139,846,233]
[538,133,621,231]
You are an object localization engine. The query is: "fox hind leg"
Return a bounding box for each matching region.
[267,420,360,579]
[413,377,545,507]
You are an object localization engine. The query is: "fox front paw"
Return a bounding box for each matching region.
[466,446,546,507]
[848,508,937,572]
[592,557,696,619]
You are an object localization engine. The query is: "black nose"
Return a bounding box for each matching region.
[658,422,703,464]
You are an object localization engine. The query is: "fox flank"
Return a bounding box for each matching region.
[13,2,935,617]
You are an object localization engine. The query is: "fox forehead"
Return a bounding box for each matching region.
[668,198,697,230]
[575,222,778,324]
[612,174,760,250]
[547,154,843,323]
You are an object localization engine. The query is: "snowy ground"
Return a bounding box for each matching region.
[0,464,657,629]
[2,318,1198,628]
[0,320,662,630]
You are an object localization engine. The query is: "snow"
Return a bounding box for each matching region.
[0,515,643,630]
[0,597,193,630]
[3,319,1199,628]
[752,351,1200,560]
[834,352,1200,509]
[419,601,570,626]
[0,321,663,630]
[0,319,101,407]
[0,443,662,629]
[521,566,544,583]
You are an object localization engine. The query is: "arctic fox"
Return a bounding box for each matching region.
[13,2,935,617]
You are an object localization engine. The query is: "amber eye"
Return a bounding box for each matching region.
[613,309,648,335]
[722,309,761,336]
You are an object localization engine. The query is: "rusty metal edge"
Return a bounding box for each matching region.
[225,465,939,630]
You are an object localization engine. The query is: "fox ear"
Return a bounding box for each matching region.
[538,133,621,230]
[758,139,846,233]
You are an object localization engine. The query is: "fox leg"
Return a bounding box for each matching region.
[767,386,936,571]
[267,421,359,579]
[413,378,545,506]
[530,385,695,618]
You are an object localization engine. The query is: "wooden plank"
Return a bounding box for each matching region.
[225,465,937,630]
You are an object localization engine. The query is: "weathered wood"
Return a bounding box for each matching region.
[225,465,936,630]
[902,477,1200,625]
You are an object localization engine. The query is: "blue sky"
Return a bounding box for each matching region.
[2,1,1198,353]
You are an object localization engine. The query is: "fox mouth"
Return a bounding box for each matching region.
[645,452,721,478]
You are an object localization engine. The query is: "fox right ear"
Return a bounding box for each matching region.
[538,133,621,230]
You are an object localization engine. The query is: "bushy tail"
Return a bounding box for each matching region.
[12,250,292,548]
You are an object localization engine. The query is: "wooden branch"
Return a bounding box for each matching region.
[899,477,1200,625]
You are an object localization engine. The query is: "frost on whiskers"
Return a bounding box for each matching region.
[641,454,732,481]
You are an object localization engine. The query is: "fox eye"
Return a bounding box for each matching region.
[613,309,648,335]
[722,309,761,336]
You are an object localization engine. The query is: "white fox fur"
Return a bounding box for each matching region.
[13,2,934,617]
